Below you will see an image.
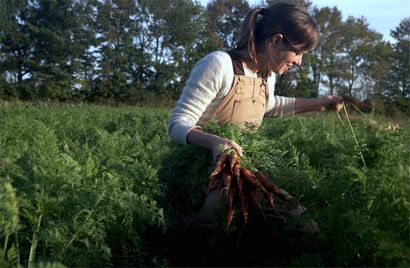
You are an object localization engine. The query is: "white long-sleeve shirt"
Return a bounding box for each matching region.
[168,51,295,145]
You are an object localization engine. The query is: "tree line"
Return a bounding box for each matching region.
[0,0,409,114]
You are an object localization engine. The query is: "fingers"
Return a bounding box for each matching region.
[334,102,344,112]
[319,105,326,112]
[332,96,344,112]
[218,139,243,157]
[212,139,243,162]
[227,140,243,157]
[321,95,344,112]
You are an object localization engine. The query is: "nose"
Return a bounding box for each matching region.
[294,54,303,66]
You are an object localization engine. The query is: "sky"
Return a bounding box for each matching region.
[200,0,410,42]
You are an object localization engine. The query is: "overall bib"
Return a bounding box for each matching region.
[211,50,268,128]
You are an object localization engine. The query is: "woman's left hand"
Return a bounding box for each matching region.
[319,95,344,112]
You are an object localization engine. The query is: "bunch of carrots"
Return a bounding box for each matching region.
[207,149,295,227]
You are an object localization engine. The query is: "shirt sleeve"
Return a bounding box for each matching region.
[265,75,296,117]
[167,51,232,145]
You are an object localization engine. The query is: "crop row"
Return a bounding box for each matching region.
[0,103,409,267]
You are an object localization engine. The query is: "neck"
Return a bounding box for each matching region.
[236,48,259,73]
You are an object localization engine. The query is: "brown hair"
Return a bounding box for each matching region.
[235,3,319,63]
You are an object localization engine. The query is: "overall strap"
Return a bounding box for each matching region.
[226,50,245,75]
[226,49,269,102]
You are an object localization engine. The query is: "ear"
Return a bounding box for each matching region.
[270,33,284,46]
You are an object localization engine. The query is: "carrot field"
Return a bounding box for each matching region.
[0,102,409,267]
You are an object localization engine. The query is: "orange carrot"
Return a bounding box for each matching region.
[246,186,262,209]
[232,160,241,179]
[255,171,291,200]
[228,149,239,172]
[206,174,220,196]
[226,183,236,227]
[265,192,275,208]
[241,168,276,208]
[235,174,249,224]
[239,190,249,225]
[227,183,235,208]
[240,168,268,195]
[210,152,229,177]
[219,167,232,201]
[237,174,244,194]
[226,206,236,227]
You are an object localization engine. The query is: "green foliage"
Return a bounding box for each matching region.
[0,176,21,268]
[0,176,20,238]
[161,112,410,266]
[0,103,409,266]
[0,103,169,266]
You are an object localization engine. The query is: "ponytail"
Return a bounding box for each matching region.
[235,8,264,63]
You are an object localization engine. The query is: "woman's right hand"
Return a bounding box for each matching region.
[210,136,243,162]
[187,128,243,162]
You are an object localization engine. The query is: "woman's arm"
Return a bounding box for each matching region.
[168,51,243,159]
[167,51,232,145]
[187,128,243,161]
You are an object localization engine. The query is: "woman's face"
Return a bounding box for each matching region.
[260,34,305,75]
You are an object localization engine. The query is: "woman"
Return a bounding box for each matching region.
[168,3,342,230]
[168,3,342,160]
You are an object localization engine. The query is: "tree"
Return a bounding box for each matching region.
[390,17,410,99]
[137,0,217,101]
[206,0,250,49]
[338,16,383,99]
[312,6,344,96]
[0,0,98,101]
[26,0,89,100]
[295,54,320,98]
[0,0,34,99]
[69,0,100,100]
[367,41,393,98]
[377,17,410,115]
[92,0,138,102]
